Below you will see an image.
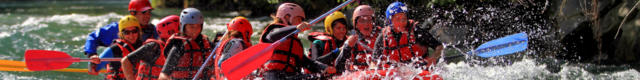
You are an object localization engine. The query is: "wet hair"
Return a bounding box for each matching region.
[331,18,351,32]
[270,14,283,25]
[221,30,243,41]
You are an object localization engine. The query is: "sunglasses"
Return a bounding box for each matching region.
[129,9,152,15]
[122,28,139,35]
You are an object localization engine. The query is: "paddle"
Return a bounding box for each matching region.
[445,32,528,59]
[0,59,108,73]
[220,0,355,80]
[467,32,528,57]
[24,50,121,71]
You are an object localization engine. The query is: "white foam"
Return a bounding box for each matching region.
[438,58,640,79]
[0,32,9,38]
[0,72,41,80]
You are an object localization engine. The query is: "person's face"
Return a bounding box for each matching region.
[121,27,139,43]
[333,22,347,40]
[356,16,374,36]
[184,24,202,39]
[392,13,407,32]
[130,9,152,26]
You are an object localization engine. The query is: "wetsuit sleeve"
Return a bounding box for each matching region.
[332,47,351,73]
[217,39,244,66]
[420,32,442,48]
[161,40,185,75]
[84,22,119,56]
[126,43,159,65]
[84,31,100,55]
[315,47,341,65]
[222,39,244,56]
[300,56,329,73]
[264,26,297,43]
[93,47,115,71]
[309,40,325,59]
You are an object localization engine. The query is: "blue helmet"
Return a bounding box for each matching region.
[180,8,204,33]
[385,2,408,24]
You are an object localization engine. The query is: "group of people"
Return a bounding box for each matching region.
[82,0,443,80]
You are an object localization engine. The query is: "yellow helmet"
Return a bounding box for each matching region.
[118,15,141,33]
[324,11,347,35]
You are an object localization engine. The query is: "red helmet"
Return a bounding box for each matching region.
[227,17,253,42]
[352,5,374,26]
[156,15,180,40]
[276,3,305,25]
[129,0,152,11]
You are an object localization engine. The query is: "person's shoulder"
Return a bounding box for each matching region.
[226,39,244,47]
[101,22,119,29]
[107,44,122,51]
[166,37,185,45]
[96,22,119,33]
[265,23,287,30]
[312,40,325,45]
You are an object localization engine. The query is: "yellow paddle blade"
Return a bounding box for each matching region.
[0,59,106,73]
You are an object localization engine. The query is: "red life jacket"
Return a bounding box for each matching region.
[106,39,139,80]
[380,20,426,64]
[307,32,339,59]
[348,39,375,70]
[212,38,230,79]
[258,24,305,73]
[212,38,250,79]
[135,39,166,80]
[165,34,214,79]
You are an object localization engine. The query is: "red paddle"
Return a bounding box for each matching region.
[220,0,355,79]
[24,50,121,71]
[220,43,275,80]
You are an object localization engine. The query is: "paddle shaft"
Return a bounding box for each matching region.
[28,57,122,62]
[192,41,221,80]
[77,58,122,62]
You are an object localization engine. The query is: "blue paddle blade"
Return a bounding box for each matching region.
[466,32,528,58]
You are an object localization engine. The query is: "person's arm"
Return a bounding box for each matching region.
[217,39,245,66]
[331,35,358,72]
[89,47,115,73]
[85,22,119,56]
[223,39,245,56]
[161,40,184,79]
[263,22,311,43]
[372,31,385,59]
[418,30,443,65]
[158,73,170,80]
[84,31,100,56]
[309,40,325,60]
[85,30,101,75]
[428,45,443,65]
[264,26,298,43]
[331,46,350,73]
[300,55,335,74]
[121,57,135,80]
[122,43,159,80]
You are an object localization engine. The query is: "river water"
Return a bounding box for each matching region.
[0,0,638,80]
